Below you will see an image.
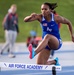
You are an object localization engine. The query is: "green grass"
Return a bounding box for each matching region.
[0,0,74,42]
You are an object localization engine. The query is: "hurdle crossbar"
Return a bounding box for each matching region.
[0,62,62,71]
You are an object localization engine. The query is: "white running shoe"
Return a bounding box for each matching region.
[8,54,15,58]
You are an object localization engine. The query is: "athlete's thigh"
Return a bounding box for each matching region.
[37,49,51,65]
[48,35,59,50]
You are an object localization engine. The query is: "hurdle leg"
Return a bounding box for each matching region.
[52,66,56,75]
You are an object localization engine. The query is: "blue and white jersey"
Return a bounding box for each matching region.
[40,13,61,39]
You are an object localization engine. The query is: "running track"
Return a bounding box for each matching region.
[0,42,74,75]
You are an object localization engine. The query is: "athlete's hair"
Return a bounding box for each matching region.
[10,4,17,8]
[43,2,58,10]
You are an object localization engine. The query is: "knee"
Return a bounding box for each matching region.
[44,34,50,40]
[37,55,44,65]
[37,57,46,65]
[37,62,42,65]
[37,61,44,65]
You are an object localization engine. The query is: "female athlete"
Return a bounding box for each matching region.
[24,2,74,65]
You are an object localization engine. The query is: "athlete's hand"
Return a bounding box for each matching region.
[14,20,17,24]
[24,13,39,22]
[72,34,74,42]
[30,13,38,18]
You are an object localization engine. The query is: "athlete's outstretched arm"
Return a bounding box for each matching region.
[24,13,40,22]
[56,15,74,42]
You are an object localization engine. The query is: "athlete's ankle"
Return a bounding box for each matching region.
[32,50,36,57]
[35,49,40,55]
[34,51,36,56]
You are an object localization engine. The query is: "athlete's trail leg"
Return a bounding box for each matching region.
[37,49,56,65]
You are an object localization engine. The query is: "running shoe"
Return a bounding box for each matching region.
[0,50,3,55]
[8,53,15,58]
[28,44,35,59]
[54,57,60,66]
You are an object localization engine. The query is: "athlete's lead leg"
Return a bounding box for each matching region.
[35,34,59,55]
[28,34,59,59]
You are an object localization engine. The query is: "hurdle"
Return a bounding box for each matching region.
[0,62,62,75]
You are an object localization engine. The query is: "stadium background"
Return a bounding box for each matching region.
[0,0,74,42]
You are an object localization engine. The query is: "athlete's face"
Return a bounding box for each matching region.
[41,4,51,16]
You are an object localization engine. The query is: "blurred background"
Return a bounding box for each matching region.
[0,0,74,42]
[0,1,74,75]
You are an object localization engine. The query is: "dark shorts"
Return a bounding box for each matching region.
[45,39,62,50]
